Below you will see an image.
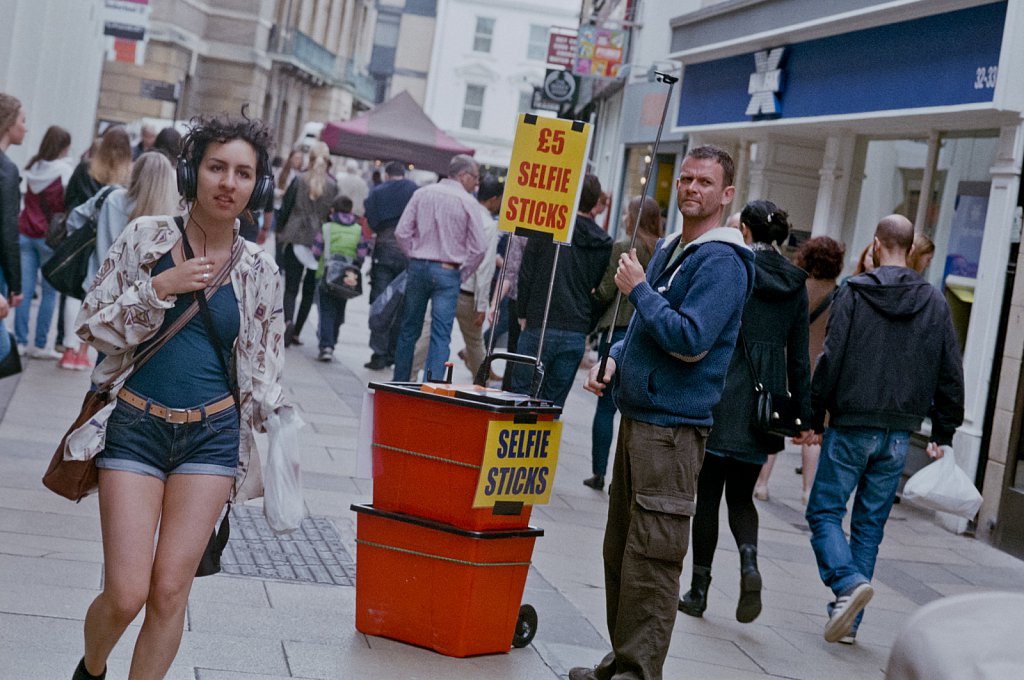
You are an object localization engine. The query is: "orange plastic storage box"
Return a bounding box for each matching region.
[352,504,543,657]
[369,381,560,531]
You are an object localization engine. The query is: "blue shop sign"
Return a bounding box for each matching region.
[678,1,1006,127]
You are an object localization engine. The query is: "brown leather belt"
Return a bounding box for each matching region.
[118,389,236,424]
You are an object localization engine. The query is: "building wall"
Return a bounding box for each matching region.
[93,0,374,153]
[977,235,1024,542]
[0,0,107,163]
[423,0,580,169]
[97,42,190,125]
[369,0,437,107]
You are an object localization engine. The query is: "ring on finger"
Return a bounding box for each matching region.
[203,272,210,281]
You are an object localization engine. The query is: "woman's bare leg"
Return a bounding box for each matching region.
[754,453,776,499]
[128,474,232,680]
[83,470,164,676]
[801,443,821,498]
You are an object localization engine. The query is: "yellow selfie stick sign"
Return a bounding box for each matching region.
[498,114,593,244]
[472,420,563,507]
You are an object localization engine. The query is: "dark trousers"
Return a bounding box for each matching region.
[55,293,67,346]
[317,283,347,350]
[590,328,627,478]
[281,244,316,334]
[499,300,522,392]
[595,417,706,680]
[368,242,406,363]
[509,327,586,407]
[691,452,762,569]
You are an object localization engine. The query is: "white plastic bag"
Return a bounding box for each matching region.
[264,407,306,534]
[902,446,983,520]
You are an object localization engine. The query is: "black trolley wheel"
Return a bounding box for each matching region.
[512,603,538,648]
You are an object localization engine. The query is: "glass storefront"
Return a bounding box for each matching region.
[846,132,1000,348]
[620,146,677,238]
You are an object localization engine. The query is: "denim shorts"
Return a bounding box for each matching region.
[95,395,240,481]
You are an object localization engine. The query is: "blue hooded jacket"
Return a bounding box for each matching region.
[610,226,755,428]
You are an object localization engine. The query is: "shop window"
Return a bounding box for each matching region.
[619,147,675,238]
[473,17,495,53]
[462,84,485,129]
[527,25,548,61]
[847,133,999,348]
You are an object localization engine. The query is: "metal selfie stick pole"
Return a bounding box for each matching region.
[596,70,679,386]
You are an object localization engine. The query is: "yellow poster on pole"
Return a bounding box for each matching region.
[498,114,593,244]
[472,420,563,507]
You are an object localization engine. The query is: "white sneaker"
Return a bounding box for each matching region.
[824,583,873,643]
[17,343,28,356]
[30,346,63,360]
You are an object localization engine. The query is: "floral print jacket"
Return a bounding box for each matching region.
[68,215,287,503]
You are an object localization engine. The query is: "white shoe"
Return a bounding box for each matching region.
[824,583,873,643]
[17,343,28,356]
[30,346,63,360]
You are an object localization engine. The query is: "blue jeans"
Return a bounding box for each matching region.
[806,426,909,612]
[392,259,461,382]
[590,328,626,477]
[0,324,11,363]
[509,327,586,407]
[15,235,58,348]
[96,395,240,481]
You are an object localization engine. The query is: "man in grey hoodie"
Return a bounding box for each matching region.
[805,214,964,645]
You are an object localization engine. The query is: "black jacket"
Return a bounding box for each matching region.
[365,177,418,234]
[810,266,964,444]
[64,161,102,213]
[0,150,21,296]
[707,249,811,460]
[517,214,612,334]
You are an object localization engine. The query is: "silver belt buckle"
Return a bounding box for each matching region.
[165,408,191,424]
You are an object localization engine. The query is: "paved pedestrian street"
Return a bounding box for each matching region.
[3,293,1024,679]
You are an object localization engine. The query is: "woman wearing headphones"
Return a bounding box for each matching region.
[69,112,287,680]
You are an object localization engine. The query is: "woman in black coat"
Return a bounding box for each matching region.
[678,200,812,624]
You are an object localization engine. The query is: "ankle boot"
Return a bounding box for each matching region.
[73,657,106,680]
[736,544,762,623]
[678,566,712,617]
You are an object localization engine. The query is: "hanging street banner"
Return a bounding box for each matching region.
[573,25,627,79]
[104,0,150,65]
[473,420,563,507]
[542,69,579,104]
[531,87,561,113]
[139,79,179,102]
[498,114,593,243]
[547,27,579,69]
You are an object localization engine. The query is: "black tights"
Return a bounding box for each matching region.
[281,244,317,334]
[691,452,763,570]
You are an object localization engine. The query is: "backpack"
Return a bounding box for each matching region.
[319,222,363,300]
[42,186,116,299]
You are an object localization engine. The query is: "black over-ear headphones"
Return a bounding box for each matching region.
[176,135,274,211]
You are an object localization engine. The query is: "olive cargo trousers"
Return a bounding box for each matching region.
[590,417,707,680]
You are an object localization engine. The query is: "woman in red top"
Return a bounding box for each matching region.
[15,125,72,357]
